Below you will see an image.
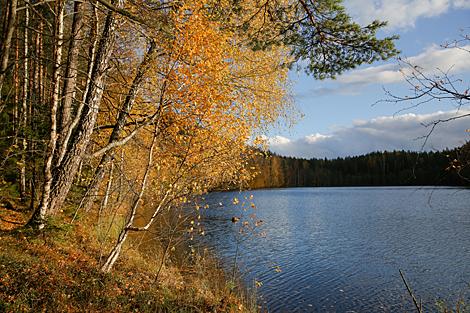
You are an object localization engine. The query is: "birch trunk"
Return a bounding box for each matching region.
[30,14,42,211]
[44,0,123,217]
[19,8,29,204]
[55,1,84,165]
[102,162,114,210]
[55,3,98,167]
[101,125,161,273]
[81,40,157,213]
[28,1,65,229]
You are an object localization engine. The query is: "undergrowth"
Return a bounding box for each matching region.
[0,204,257,312]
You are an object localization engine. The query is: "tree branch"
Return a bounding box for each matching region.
[84,111,161,159]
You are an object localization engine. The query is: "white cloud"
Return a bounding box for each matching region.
[454,0,470,9]
[303,44,470,97]
[270,135,292,144]
[343,0,465,31]
[267,109,470,159]
[338,44,470,85]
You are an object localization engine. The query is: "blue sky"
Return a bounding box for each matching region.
[267,0,470,159]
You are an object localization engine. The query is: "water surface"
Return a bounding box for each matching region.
[191,187,470,312]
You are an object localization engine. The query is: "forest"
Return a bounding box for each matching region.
[248,147,470,188]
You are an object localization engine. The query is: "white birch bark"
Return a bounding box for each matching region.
[30,1,64,229]
[101,125,168,273]
[19,7,29,203]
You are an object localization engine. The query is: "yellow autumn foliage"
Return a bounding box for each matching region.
[91,0,298,205]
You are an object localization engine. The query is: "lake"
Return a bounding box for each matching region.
[190,187,470,312]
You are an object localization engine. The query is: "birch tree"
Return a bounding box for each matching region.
[0,0,399,232]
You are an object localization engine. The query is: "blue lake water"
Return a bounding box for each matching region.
[191,187,470,312]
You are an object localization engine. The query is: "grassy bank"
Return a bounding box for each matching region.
[0,201,257,312]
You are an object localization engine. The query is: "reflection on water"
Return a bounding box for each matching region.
[187,187,470,312]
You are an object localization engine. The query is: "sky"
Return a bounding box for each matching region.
[266,0,470,159]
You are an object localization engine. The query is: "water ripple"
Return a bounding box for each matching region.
[192,187,470,312]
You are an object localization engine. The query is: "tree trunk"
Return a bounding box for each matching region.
[29,1,65,229]
[81,40,157,213]
[55,1,84,165]
[38,19,44,110]
[42,0,123,219]
[19,7,29,204]
[0,0,18,114]
[30,14,42,211]
[55,3,98,167]
[1,0,11,44]
[102,162,113,210]
[101,125,160,273]
[101,228,128,273]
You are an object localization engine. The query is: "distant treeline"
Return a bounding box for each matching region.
[247,148,469,188]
